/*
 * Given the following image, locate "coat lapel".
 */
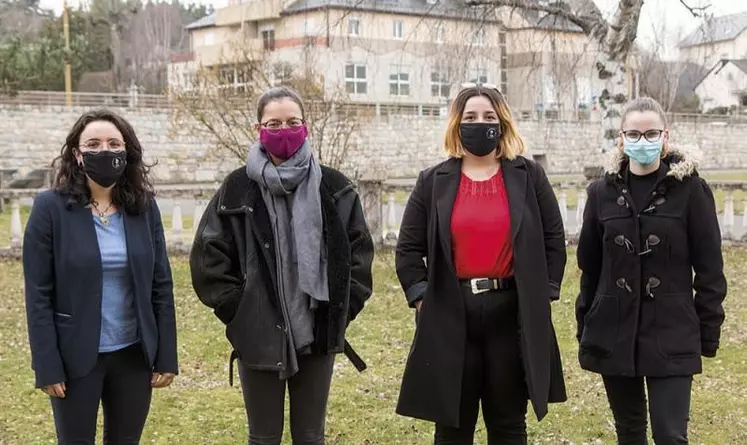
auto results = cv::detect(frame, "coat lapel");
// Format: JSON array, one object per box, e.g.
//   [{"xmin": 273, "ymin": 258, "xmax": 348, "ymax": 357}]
[
  {"xmin": 502, "ymin": 157, "xmax": 527, "ymax": 241},
  {"xmin": 123, "ymin": 210, "xmax": 150, "ymax": 299},
  {"xmin": 434, "ymin": 158, "xmax": 461, "ymax": 265}
]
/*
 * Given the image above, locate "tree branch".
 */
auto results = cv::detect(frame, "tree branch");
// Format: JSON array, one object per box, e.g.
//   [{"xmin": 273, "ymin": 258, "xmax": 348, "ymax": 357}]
[
  {"xmin": 679, "ymin": 0, "xmax": 711, "ymax": 17},
  {"xmin": 464, "ymin": 0, "xmax": 608, "ymax": 42}
]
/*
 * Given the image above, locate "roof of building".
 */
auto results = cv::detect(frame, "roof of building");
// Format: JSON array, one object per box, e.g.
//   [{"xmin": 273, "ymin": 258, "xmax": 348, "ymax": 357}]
[
  {"xmin": 185, "ymin": 13, "xmax": 215, "ymax": 30},
  {"xmin": 680, "ymin": 11, "xmax": 747, "ymax": 48},
  {"xmin": 694, "ymin": 59, "xmax": 747, "ymax": 89},
  {"xmin": 185, "ymin": 0, "xmax": 584, "ymax": 33},
  {"xmin": 283, "ymin": 0, "xmax": 582, "ymax": 32}
]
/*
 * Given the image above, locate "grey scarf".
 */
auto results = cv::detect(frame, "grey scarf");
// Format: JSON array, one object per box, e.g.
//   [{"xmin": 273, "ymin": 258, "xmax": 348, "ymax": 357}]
[{"xmin": 245, "ymin": 141, "xmax": 330, "ymax": 306}]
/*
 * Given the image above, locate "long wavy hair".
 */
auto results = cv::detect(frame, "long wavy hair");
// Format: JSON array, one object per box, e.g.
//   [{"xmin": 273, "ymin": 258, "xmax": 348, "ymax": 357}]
[{"xmin": 53, "ymin": 109, "xmax": 154, "ymax": 214}]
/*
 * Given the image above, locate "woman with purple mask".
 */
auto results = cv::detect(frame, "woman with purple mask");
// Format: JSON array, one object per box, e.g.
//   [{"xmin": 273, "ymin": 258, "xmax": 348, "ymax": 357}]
[{"xmin": 190, "ymin": 86, "xmax": 374, "ymax": 445}]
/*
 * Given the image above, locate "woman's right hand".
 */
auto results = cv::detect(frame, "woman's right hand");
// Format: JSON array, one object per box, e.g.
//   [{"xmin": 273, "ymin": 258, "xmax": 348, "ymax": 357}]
[
  {"xmin": 415, "ymin": 300, "xmax": 423, "ymax": 311},
  {"xmin": 42, "ymin": 382, "xmax": 66, "ymax": 398}
]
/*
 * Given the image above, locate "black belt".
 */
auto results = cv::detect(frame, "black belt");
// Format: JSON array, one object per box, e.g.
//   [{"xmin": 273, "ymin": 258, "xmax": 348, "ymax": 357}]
[
  {"xmin": 228, "ymin": 339, "xmax": 367, "ymax": 386},
  {"xmin": 460, "ymin": 277, "xmax": 516, "ymax": 294}
]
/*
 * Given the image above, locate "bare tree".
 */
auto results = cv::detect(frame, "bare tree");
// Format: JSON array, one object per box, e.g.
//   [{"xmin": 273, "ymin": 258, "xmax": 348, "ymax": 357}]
[
  {"xmin": 465, "ymin": 0, "xmax": 710, "ymax": 153},
  {"xmin": 170, "ymin": 41, "xmax": 359, "ymax": 170}
]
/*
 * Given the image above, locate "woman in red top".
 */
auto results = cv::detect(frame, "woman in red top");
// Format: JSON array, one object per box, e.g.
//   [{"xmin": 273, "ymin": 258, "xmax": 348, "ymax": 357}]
[{"xmin": 395, "ymin": 84, "xmax": 567, "ymax": 444}]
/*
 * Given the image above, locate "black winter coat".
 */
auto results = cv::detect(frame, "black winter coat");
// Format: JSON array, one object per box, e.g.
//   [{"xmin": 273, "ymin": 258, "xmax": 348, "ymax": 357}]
[
  {"xmin": 395, "ymin": 157, "xmax": 567, "ymax": 427},
  {"xmin": 190, "ymin": 166, "xmax": 374, "ymax": 374},
  {"xmin": 576, "ymin": 149, "xmax": 727, "ymax": 377}
]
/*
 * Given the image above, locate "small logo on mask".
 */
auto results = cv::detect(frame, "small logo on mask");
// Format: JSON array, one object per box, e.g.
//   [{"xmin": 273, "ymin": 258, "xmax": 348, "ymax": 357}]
[
  {"xmin": 112, "ymin": 158, "xmax": 122, "ymax": 170},
  {"xmin": 486, "ymin": 128, "xmax": 497, "ymax": 140}
]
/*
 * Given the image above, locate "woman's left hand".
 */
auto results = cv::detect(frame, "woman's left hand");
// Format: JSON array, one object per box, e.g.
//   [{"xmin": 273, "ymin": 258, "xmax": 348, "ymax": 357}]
[{"xmin": 151, "ymin": 372, "xmax": 176, "ymax": 388}]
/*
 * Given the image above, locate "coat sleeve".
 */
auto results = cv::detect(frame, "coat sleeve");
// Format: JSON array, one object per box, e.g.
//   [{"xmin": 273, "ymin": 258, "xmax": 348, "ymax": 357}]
[
  {"xmin": 23, "ymin": 193, "xmax": 66, "ymax": 388},
  {"xmin": 395, "ymin": 171, "xmax": 429, "ymax": 308},
  {"xmin": 189, "ymin": 188, "xmax": 244, "ymax": 325},
  {"xmin": 150, "ymin": 200, "xmax": 179, "ymax": 374},
  {"xmin": 575, "ymin": 182, "xmax": 603, "ymax": 342},
  {"xmin": 531, "ymin": 162, "xmax": 567, "ymax": 301},
  {"xmin": 345, "ymin": 191, "xmax": 374, "ymax": 323},
  {"xmin": 687, "ymin": 179, "xmax": 727, "ymax": 357}
]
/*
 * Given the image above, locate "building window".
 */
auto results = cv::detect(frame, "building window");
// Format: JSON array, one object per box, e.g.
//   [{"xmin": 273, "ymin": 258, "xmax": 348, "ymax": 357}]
[
  {"xmin": 469, "ymin": 69, "xmax": 488, "ymax": 84},
  {"xmin": 499, "ymin": 31, "xmax": 508, "ymax": 95},
  {"xmin": 740, "ymin": 94, "xmax": 747, "ymax": 107},
  {"xmin": 261, "ymin": 29, "xmax": 275, "ymax": 51},
  {"xmin": 474, "ymin": 28, "xmax": 487, "ymax": 46},
  {"xmin": 430, "ymin": 71, "xmax": 450, "ymax": 98},
  {"xmin": 389, "ymin": 65, "xmax": 410, "ymax": 96},
  {"xmin": 348, "ymin": 17, "xmax": 361, "ymax": 36},
  {"xmin": 433, "ymin": 24, "xmax": 444, "ymax": 43},
  {"xmin": 303, "ymin": 18, "xmax": 316, "ymax": 36},
  {"xmin": 345, "ymin": 64, "xmax": 367, "ymax": 94},
  {"xmin": 203, "ymin": 31, "xmax": 214, "ymax": 46},
  {"xmin": 393, "ymin": 20, "xmax": 404, "ymax": 39}
]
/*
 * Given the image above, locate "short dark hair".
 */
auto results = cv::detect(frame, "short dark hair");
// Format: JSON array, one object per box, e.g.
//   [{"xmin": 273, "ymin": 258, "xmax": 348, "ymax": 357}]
[
  {"xmin": 256, "ymin": 86, "xmax": 305, "ymax": 122},
  {"xmin": 52, "ymin": 108, "xmax": 154, "ymax": 214}
]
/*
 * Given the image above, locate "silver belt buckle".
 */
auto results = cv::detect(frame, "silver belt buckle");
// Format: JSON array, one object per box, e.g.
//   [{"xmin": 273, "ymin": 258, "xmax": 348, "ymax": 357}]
[{"xmin": 470, "ymin": 278, "xmax": 494, "ymax": 295}]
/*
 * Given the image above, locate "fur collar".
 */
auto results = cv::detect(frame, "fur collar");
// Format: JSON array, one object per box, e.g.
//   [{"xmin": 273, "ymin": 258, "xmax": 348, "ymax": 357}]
[{"xmin": 604, "ymin": 145, "xmax": 702, "ymax": 181}]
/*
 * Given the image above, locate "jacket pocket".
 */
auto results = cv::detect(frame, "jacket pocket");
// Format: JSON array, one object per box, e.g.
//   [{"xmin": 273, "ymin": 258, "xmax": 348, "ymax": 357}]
[
  {"xmin": 655, "ymin": 293, "xmax": 700, "ymax": 358},
  {"xmin": 54, "ymin": 312, "xmax": 72, "ymax": 319},
  {"xmin": 580, "ymin": 295, "xmax": 619, "ymax": 356}
]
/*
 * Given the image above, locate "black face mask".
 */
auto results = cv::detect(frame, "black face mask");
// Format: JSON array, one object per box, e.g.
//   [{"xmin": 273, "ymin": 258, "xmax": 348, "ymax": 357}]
[
  {"xmin": 81, "ymin": 151, "xmax": 127, "ymax": 188},
  {"xmin": 459, "ymin": 123, "xmax": 501, "ymax": 157}
]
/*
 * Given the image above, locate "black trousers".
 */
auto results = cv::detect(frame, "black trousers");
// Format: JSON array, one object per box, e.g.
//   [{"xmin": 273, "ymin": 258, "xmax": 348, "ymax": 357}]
[
  {"xmin": 434, "ymin": 287, "xmax": 528, "ymax": 445},
  {"xmin": 238, "ymin": 352, "xmax": 336, "ymax": 445},
  {"xmin": 603, "ymin": 375, "xmax": 693, "ymax": 445},
  {"xmin": 50, "ymin": 343, "xmax": 153, "ymax": 445}
]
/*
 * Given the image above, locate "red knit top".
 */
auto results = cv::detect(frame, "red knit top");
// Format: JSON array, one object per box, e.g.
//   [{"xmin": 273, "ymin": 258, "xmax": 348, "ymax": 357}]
[{"xmin": 450, "ymin": 170, "xmax": 514, "ymax": 279}]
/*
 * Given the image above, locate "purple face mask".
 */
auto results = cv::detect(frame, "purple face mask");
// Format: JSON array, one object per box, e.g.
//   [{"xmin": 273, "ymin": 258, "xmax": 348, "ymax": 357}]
[{"xmin": 259, "ymin": 126, "xmax": 308, "ymax": 160}]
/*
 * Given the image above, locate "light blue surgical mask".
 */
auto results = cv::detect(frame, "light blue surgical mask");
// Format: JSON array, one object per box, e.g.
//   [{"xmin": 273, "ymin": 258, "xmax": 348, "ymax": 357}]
[{"xmin": 623, "ymin": 140, "xmax": 663, "ymax": 167}]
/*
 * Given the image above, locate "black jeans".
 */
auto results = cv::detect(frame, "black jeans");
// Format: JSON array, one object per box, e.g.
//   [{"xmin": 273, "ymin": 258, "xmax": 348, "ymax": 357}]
[
  {"xmin": 434, "ymin": 287, "xmax": 528, "ymax": 445},
  {"xmin": 238, "ymin": 352, "xmax": 336, "ymax": 445},
  {"xmin": 603, "ymin": 375, "xmax": 693, "ymax": 445},
  {"xmin": 50, "ymin": 343, "xmax": 153, "ymax": 445}
]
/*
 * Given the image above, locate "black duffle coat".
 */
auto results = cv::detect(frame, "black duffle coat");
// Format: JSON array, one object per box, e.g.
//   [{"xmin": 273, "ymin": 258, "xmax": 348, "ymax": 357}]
[
  {"xmin": 395, "ymin": 156, "xmax": 568, "ymax": 428},
  {"xmin": 576, "ymin": 149, "xmax": 727, "ymax": 377}
]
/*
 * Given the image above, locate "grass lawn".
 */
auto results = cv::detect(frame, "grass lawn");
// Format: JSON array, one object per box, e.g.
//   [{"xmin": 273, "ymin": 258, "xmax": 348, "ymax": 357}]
[{"xmin": 1, "ymin": 249, "xmax": 746, "ymax": 444}]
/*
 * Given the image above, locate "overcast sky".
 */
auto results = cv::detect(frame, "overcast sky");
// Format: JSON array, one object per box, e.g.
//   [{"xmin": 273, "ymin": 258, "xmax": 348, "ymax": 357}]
[{"xmin": 38, "ymin": 0, "xmax": 746, "ymax": 59}]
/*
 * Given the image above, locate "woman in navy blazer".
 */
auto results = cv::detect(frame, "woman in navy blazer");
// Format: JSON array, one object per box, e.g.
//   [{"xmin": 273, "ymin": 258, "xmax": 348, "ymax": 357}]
[{"xmin": 23, "ymin": 109, "xmax": 178, "ymax": 444}]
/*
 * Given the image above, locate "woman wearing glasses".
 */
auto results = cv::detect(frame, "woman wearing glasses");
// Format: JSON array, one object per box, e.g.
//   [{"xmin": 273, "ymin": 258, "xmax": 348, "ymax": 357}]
[
  {"xmin": 395, "ymin": 83, "xmax": 567, "ymax": 444},
  {"xmin": 576, "ymin": 97, "xmax": 727, "ymax": 443},
  {"xmin": 23, "ymin": 109, "xmax": 178, "ymax": 444},
  {"xmin": 190, "ymin": 86, "xmax": 374, "ymax": 444}
]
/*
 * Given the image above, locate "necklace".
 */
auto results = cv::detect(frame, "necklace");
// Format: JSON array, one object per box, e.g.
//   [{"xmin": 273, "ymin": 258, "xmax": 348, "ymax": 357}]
[{"xmin": 91, "ymin": 200, "xmax": 114, "ymax": 226}]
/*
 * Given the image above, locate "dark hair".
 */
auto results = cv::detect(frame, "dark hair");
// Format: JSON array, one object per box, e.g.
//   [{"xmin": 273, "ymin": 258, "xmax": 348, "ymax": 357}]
[
  {"xmin": 256, "ymin": 86, "xmax": 305, "ymax": 122},
  {"xmin": 53, "ymin": 108, "xmax": 154, "ymax": 214}
]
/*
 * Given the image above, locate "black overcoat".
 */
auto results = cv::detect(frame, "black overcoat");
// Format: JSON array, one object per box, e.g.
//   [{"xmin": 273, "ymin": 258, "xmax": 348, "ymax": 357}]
[
  {"xmin": 190, "ymin": 166, "xmax": 374, "ymax": 374},
  {"xmin": 395, "ymin": 156, "xmax": 567, "ymax": 427},
  {"xmin": 576, "ymin": 149, "xmax": 727, "ymax": 377}
]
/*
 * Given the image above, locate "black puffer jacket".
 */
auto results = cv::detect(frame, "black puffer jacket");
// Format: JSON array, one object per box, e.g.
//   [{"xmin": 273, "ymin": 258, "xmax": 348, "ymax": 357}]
[
  {"xmin": 576, "ymin": 148, "xmax": 727, "ymax": 377},
  {"xmin": 190, "ymin": 166, "xmax": 374, "ymax": 375}
]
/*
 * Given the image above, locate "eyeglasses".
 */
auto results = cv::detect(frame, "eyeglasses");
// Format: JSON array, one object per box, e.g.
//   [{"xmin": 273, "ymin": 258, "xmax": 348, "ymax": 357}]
[
  {"xmin": 260, "ymin": 118, "xmax": 306, "ymax": 133},
  {"xmin": 79, "ymin": 138, "xmax": 126, "ymax": 151},
  {"xmin": 461, "ymin": 82, "xmax": 502, "ymax": 93},
  {"xmin": 622, "ymin": 129, "xmax": 664, "ymax": 143}
]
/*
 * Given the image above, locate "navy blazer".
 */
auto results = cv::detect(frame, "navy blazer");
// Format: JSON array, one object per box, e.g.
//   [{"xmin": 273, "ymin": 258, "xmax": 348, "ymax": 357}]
[{"xmin": 23, "ymin": 190, "xmax": 178, "ymax": 388}]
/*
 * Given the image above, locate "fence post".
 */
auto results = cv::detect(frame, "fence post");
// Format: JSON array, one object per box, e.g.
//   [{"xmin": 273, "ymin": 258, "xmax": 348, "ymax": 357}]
[
  {"xmin": 171, "ymin": 199, "xmax": 183, "ymax": 246},
  {"xmin": 357, "ymin": 174, "xmax": 384, "ymax": 245},
  {"xmin": 10, "ymin": 198, "xmax": 23, "ymax": 249}
]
